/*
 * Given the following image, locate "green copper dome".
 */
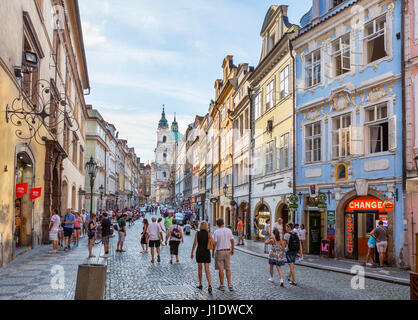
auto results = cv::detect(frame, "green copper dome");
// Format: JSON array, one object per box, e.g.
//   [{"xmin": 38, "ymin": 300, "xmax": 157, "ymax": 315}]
[{"xmin": 158, "ymin": 107, "xmax": 169, "ymax": 129}]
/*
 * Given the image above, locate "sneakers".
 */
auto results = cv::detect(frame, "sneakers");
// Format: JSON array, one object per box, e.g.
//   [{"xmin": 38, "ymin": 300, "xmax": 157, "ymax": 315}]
[
  {"xmin": 217, "ymin": 285, "xmax": 225, "ymax": 291},
  {"xmin": 48, "ymin": 250, "xmax": 58, "ymax": 254},
  {"xmin": 280, "ymin": 280, "xmax": 284, "ymax": 287},
  {"xmin": 366, "ymin": 263, "xmax": 373, "ymax": 267},
  {"xmin": 100, "ymin": 254, "xmax": 109, "ymax": 258},
  {"xmin": 268, "ymin": 278, "xmax": 274, "ymax": 282},
  {"xmin": 228, "ymin": 285, "xmax": 234, "ymax": 291}
]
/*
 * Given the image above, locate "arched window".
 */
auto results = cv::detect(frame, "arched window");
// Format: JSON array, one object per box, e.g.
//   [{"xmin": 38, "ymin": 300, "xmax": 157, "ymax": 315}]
[
  {"xmin": 336, "ymin": 163, "xmax": 348, "ymax": 181},
  {"xmin": 163, "ymin": 136, "xmax": 167, "ymax": 143},
  {"xmin": 163, "ymin": 172, "xmax": 167, "ymax": 178}
]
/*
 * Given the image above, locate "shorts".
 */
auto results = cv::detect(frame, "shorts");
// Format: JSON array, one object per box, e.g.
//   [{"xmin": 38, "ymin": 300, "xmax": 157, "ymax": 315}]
[
  {"xmin": 215, "ymin": 250, "xmax": 231, "ymax": 271},
  {"xmin": 63, "ymin": 228, "xmax": 73, "ymax": 238},
  {"xmin": 88, "ymin": 232, "xmax": 95, "ymax": 240},
  {"xmin": 74, "ymin": 227, "xmax": 81, "ymax": 231},
  {"xmin": 149, "ymin": 240, "xmax": 161, "ymax": 248},
  {"xmin": 238, "ymin": 231, "xmax": 244, "ymax": 237},
  {"xmin": 376, "ymin": 241, "xmax": 388, "ymax": 253},
  {"xmin": 49, "ymin": 231, "xmax": 58, "ymax": 241},
  {"xmin": 286, "ymin": 251, "xmax": 298, "ymax": 264},
  {"xmin": 118, "ymin": 231, "xmax": 125, "ymax": 242},
  {"xmin": 169, "ymin": 240, "xmax": 180, "ymax": 255},
  {"xmin": 102, "ymin": 235, "xmax": 110, "ymax": 245},
  {"xmin": 269, "ymin": 259, "xmax": 285, "ymax": 266},
  {"xmin": 368, "ymin": 242, "xmax": 376, "ymax": 249}
]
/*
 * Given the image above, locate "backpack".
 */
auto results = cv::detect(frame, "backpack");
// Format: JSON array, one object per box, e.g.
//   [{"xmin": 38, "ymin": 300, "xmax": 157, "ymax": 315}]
[
  {"xmin": 171, "ymin": 225, "xmax": 181, "ymax": 239},
  {"xmin": 288, "ymin": 232, "xmax": 300, "ymax": 252}
]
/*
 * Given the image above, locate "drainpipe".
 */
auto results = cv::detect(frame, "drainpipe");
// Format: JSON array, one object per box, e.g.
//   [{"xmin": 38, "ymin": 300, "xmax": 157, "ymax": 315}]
[
  {"xmin": 289, "ymin": 39, "xmax": 297, "ymax": 223},
  {"xmin": 247, "ymin": 86, "xmax": 253, "ymax": 240},
  {"xmin": 401, "ymin": 0, "xmax": 408, "ymax": 268}
]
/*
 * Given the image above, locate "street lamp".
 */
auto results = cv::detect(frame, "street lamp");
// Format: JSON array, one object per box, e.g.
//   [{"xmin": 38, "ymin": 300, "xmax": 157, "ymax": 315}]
[
  {"xmin": 85, "ymin": 157, "xmax": 98, "ymax": 215},
  {"xmin": 223, "ymin": 184, "xmax": 228, "ymax": 198},
  {"xmin": 115, "ymin": 191, "xmax": 119, "ymax": 210},
  {"xmin": 99, "ymin": 184, "xmax": 104, "ymax": 211}
]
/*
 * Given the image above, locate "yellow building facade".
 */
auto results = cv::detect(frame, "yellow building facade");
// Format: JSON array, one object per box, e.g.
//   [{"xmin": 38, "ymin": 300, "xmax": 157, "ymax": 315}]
[{"xmin": 249, "ymin": 5, "xmax": 299, "ymax": 235}]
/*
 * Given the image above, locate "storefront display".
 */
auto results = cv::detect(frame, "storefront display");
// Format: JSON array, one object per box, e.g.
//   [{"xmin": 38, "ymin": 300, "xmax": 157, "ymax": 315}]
[
  {"xmin": 257, "ymin": 204, "xmax": 271, "ymax": 239},
  {"xmin": 344, "ymin": 196, "xmax": 389, "ymax": 261}
]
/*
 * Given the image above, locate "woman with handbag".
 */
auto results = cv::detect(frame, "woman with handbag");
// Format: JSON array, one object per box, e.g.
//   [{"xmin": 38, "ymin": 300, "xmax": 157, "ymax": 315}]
[
  {"xmin": 140, "ymin": 218, "xmax": 149, "ymax": 253},
  {"xmin": 191, "ymin": 222, "xmax": 213, "ymax": 294}
]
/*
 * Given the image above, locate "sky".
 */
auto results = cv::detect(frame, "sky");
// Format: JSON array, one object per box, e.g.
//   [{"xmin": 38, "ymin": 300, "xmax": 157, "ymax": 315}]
[{"xmin": 78, "ymin": 0, "xmax": 312, "ymax": 163}]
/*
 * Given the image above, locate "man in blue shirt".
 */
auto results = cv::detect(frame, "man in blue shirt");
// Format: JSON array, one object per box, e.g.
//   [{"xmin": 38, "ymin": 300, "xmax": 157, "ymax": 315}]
[{"xmin": 63, "ymin": 208, "xmax": 75, "ymax": 251}]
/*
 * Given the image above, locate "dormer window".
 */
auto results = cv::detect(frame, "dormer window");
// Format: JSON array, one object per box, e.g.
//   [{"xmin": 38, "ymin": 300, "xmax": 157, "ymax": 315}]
[
  {"xmin": 333, "ymin": 0, "xmax": 346, "ymax": 8},
  {"xmin": 269, "ymin": 33, "xmax": 275, "ymax": 51}
]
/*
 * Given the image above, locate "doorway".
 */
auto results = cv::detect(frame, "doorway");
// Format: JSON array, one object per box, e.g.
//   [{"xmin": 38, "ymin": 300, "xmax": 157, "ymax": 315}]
[{"xmin": 309, "ymin": 211, "xmax": 322, "ymax": 255}]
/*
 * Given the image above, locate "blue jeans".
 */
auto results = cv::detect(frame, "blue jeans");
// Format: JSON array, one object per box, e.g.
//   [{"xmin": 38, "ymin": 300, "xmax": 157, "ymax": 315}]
[{"xmin": 286, "ymin": 251, "xmax": 298, "ymax": 264}]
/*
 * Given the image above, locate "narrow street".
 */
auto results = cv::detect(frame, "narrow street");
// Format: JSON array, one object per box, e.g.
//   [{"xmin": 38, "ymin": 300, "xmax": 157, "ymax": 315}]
[{"xmin": 0, "ymin": 213, "xmax": 407, "ymax": 300}]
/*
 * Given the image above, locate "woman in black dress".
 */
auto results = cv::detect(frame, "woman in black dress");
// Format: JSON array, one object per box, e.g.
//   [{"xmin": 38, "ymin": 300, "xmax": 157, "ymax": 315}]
[
  {"xmin": 140, "ymin": 219, "xmax": 149, "ymax": 253},
  {"xmin": 191, "ymin": 221, "xmax": 213, "ymax": 294}
]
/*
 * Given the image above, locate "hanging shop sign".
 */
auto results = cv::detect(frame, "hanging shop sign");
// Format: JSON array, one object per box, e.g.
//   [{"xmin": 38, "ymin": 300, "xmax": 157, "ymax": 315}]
[
  {"xmin": 345, "ymin": 214, "xmax": 355, "ymax": 259},
  {"xmin": 309, "ymin": 184, "xmax": 318, "ymax": 198},
  {"xmin": 16, "ymin": 183, "xmax": 28, "ymax": 198},
  {"xmin": 383, "ymin": 201, "xmax": 394, "ymax": 212},
  {"xmin": 345, "ymin": 196, "xmax": 390, "ymax": 214},
  {"xmin": 289, "ymin": 194, "xmax": 298, "ymax": 204},
  {"xmin": 289, "ymin": 203, "xmax": 299, "ymax": 209},
  {"xmin": 30, "ymin": 188, "xmax": 42, "ymax": 200}
]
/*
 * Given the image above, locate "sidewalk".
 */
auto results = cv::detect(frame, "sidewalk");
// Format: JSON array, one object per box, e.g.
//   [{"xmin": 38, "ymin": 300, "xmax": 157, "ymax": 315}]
[
  {"xmin": 0, "ymin": 234, "xmax": 112, "ymax": 300},
  {"xmin": 233, "ymin": 236, "xmax": 411, "ymax": 286}
]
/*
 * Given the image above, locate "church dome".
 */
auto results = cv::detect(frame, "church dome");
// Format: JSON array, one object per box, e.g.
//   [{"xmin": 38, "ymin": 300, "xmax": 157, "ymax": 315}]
[{"xmin": 158, "ymin": 107, "xmax": 169, "ymax": 129}]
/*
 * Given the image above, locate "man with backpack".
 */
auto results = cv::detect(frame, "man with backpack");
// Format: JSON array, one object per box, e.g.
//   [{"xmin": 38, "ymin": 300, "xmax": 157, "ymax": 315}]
[
  {"xmin": 116, "ymin": 213, "xmax": 128, "ymax": 253},
  {"xmin": 284, "ymin": 223, "xmax": 302, "ymax": 286}
]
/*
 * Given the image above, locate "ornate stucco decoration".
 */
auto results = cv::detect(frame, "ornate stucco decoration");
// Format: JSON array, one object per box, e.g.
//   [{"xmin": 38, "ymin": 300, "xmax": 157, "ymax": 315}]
[
  {"xmin": 306, "ymin": 108, "xmax": 321, "ymax": 121},
  {"xmin": 388, "ymin": 83, "xmax": 396, "ymax": 104},
  {"xmin": 366, "ymin": 86, "xmax": 387, "ymax": 103},
  {"xmin": 331, "ymin": 92, "xmax": 351, "ymax": 112},
  {"xmin": 352, "ymin": 92, "xmax": 366, "ymax": 114},
  {"xmin": 388, "ymin": 2, "xmax": 394, "ymax": 20}
]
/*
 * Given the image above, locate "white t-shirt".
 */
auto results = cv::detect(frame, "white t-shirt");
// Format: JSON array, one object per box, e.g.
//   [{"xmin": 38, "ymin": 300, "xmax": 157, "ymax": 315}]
[
  {"xmin": 147, "ymin": 222, "xmax": 162, "ymax": 241},
  {"xmin": 213, "ymin": 227, "xmax": 233, "ymax": 250},
  {"xmin": 299, "ymin": 229, "xmax": 307, "ymax": 241},
  {"xmin": 50, "ymin": 214, "xmax": 61, "ymax": 232}
]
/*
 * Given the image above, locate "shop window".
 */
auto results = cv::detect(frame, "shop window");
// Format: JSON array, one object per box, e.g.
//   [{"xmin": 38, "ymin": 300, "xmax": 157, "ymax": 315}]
[
  {"xmin": 332, "ymin": 113, "xmax": 351, "ymax": 159},
  {"xmin": 363, "ymin": 15, "xmax": 387, "ymax": 64},
  {"xmin": 305, "ymin": 122, "xmax": 322, "ymax": 163},
  {"xmin": 332, "ymin": 34, "xmax": 350, "ymax": 77},
  {"xmin": 305, "ymin": 49, "xmax": 321, "ymax": 88},
  {"xmin": 336, "ymin": 163, "xmax": 348, "ymax": 181}
]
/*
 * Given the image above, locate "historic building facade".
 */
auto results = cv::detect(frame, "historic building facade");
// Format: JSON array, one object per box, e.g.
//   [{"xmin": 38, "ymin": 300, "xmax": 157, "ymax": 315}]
[
  {"xmin": 294, "ymin": 0, "xmax": 405, "ymax": 266},
  {"xmin": 249, "ymin": 5, "xmax": 298, "ymax": 240},
  {"xmin": 0, "ymin": 0, "xmax": 89, "ymax": 265}
]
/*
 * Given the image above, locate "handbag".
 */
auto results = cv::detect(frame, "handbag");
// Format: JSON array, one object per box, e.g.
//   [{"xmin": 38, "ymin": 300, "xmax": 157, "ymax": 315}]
[{"xmin": 207, "ymin": 233, "xmax": 214, "ymax": 251}]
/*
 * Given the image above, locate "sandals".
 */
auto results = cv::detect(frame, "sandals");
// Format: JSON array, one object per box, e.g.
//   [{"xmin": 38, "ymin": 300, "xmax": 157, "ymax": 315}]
[
  {"xmin": 196, "ymin": 285, "xmax": 203, "ymax": 290},
  {"xmin": 208, "ymin": 286, "xmax": 212, "ymax": 295}
]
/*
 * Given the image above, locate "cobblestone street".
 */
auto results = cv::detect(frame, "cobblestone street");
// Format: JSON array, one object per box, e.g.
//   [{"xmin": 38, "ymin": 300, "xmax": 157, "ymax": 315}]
[
  {"xmin": 105, "ymin": 214, "xmax": 410, "ymax": 300},
  {"xmin": 0, "ymin": 213, "xmax": 410, "ymax": 300}
]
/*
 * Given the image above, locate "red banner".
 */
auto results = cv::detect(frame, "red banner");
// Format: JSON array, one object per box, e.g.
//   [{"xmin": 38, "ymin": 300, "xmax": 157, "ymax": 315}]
[
  {"xmin": 16, "ymin": 183, "xmax": 28, "ymax": 198},
  {"xmin": 30, "ymin": 188, "xmax": 42, "ymax": 200}
]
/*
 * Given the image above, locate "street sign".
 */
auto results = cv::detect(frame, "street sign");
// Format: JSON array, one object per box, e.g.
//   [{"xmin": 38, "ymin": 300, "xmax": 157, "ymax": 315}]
[
  {"xmin": 289, "ymin": 195, "xmax": 298, "ymax": 204},
  {"xmin": 327, "ymin": 210, "xmax": 336, "ymax": 225},
  {"xmin": 289, "ymin": 203, "xmax": 299, "ymax": 209},
  {"xmin": 318, "ymin": 203, "xmax": 327, "ymax": 209}
]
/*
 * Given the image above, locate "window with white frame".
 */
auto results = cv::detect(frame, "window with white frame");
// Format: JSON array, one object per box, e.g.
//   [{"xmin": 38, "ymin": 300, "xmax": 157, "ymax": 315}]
[
  {"xmin": 255, "ymin": 92, "xmax": 262, "ymax": 119},
  {"xmin": 365, "ymin": 103, "xmax": 390, "ymax": 154},
  {"xmin": 279, "ymin": 133, "xmax": 290, "ymax": 170},
  {"xmin": 332, "ymin": 113, "xmax": 351, "ymax": 159},
  {"xmin": 265, "ymin": 140, "xmax": 275, "ymax": 174},
  {"xmin": 266, "ymin": 80, "xmax": 275, "ymax": 111},
  {"xmin": 305, "ymin": 122, "xmax": 321, "ymax": 163},
  {"xmin": 332, "ymin": 34, "xmax": 350, "ymax": 77},
  {"xmin": 305, "ymin": 49, "xmax": 321, "ymax": 88},
  {"xmin": 279, "ymin": 66, "xmax": 290, "ymax": 99},
  {"xmin": 363, "ymin": 15, "xmax": 387, "ymax": 64}
]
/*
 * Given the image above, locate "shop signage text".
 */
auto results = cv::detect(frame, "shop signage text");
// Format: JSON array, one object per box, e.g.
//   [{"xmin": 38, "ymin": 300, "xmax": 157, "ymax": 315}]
[
  {"xmin": 16, "ymin": 183, "xmax": 28, "ymax": 198},
  {"xmin": 30, "ymin": 188, "xmax": 42, "ymax": 200},
  {"xmin": 345, "ymin": 214, "xmax": 355, "ymax": 259},
  {"xmin": 345, "ymin": 196, "xmax": 392, "ymax": 214}
]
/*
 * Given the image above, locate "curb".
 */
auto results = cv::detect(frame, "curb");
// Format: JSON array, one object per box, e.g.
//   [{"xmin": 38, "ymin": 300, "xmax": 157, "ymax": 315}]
[{"xmin": 234, "ymin": 246, "xmax": 410, "ymax": 287}]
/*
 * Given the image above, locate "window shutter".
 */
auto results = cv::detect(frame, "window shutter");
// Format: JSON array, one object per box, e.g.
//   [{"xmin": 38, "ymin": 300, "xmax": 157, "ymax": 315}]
[
  {"xmin": 384, "ymin": 20, "xmax": 388, "ymax": 55},
  {"xmin": 389, "ymin": 115, "xmax": 397, "ymax": 151},
  {"xmin": 349, "ymin": 125, "xmax": 364, "ymax": 155}
]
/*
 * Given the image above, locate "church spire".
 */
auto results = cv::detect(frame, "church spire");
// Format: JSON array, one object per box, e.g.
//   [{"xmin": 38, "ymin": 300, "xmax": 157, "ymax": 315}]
[{"xmin": 158, "ymin": 105, "xmax": 169, "ymax": 129}]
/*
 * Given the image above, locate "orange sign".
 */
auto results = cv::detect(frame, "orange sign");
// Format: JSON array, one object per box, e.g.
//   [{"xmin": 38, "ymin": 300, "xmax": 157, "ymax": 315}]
[
  {"xmin": 383, "ymin": 201, "xmax": 394, "ymax": 212},
  {"xmin": 345, "ymin": 196, "xmax": 389, "ymax": 214}
]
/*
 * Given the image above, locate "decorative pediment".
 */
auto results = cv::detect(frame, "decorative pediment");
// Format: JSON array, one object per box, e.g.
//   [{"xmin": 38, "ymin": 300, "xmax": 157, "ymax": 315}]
[
  {"xmin": 330, "ymin": 92, "xmax": 351, "ymax": 112},
  {"xmin": 306, "ymin": 108, "xmax": 321, "ymax": 121},
  {"xmin": 366, "ymin": 87, "xmax": 387, "ymax": 103}
]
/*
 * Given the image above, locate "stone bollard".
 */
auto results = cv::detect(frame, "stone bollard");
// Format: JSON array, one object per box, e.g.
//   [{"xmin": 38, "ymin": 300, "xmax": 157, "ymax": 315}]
[{"xmin": 74, "ymin": 264, "xmax": 107, "ymax": 300}]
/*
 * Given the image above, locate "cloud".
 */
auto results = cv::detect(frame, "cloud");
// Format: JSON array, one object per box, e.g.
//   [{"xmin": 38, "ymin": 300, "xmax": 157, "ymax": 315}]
[{"xmin": 81, "ymin": 21, "xmax": 106, "ymax": 47}]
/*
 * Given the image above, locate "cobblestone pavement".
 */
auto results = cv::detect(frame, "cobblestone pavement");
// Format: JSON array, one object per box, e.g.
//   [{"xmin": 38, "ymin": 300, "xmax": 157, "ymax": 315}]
[
  {"xmin": 106, "ymin": 214, "xmax": 410, "ymax": 300},
  {"xmin": 0, "ymin": 233, "xmax": 108, "ymax": 300}
]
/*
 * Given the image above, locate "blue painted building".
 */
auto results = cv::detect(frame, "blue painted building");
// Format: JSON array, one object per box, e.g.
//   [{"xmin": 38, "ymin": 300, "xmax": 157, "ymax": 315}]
[{"xmin": 294, "ymin": 0, "xmax": 406, "ymax": 266}]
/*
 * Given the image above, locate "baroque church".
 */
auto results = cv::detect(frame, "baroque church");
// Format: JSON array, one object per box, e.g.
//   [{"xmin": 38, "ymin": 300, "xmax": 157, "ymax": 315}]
[{"xmin": 150, "ymin": 108, "xmax": 181, "ymax": 204}]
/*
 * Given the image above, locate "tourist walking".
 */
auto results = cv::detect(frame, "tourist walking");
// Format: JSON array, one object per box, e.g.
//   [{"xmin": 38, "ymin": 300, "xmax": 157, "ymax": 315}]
[
  {"xmin": 265, "ymin": 229, "xmax": 286, "ymax": 286},
  {"xmin": 63, "ymin": 209, "xmax": 75, "ymax": 251},
  {"xmin": 58, "ymin": 214, "xmax": 64, "ymax": 247},
  {"xmin": 212, "ymin": 218, "xmax": 234, "ymax": 291},
  {"xmin": 49, "ymin": 209, "xmax": 61, "ymax": 254},
  {"xmin": 99, "ymin": 212, "xmax": 112, "ymax": 258},
  {"xmin": 116, "ymin": 214, "xmax": 128, "ymax": 253},
  {"xmin": 73, "ymin": 212, "xmax": 82, "ymax": 247},
  {"xmin": 148, "ymin": 216, "xmax": 164, "ymax": 263},
  {"xmin": 370, "ymin": 221, "xmax": 388, "ymax": 268},
  {"xmin": 166, "ymin": 219, "xmax": 184, "ymax": 264},
  {"xmin": 141, "ymin": 218, "xmax": 149, "ymax": 253},
  {"xmin": 253, "ymin": 215, "xmax": 259, "ymax": 240},
  {"xmin": 273, "ymin": 218, "xmax": 284, "ymax": 238},
  {"xmin": 236, "ymin": 217, "xmax": 245, "ymax": 246},
  {"xmin": 191, "ymin": 222, "xmax": 213, "ymax": 294},
  {"xmin": 299, "ymin": 224, "xmax": 307, "ymax": 254},
  {"xmin": 284, "ymin": 223, "xmax": 302, "ymax": 286},
  {"xmin": 87, "ymin": 214, "xmax": 97, "ymax": 258}
]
